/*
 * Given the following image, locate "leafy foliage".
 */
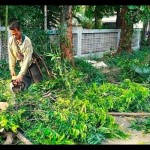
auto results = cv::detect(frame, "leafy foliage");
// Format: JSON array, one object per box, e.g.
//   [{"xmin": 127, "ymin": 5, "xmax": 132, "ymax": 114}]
[
  {"xmin": 0, "ymin": 5, "xmax": 150, "ymax": 144},
  {"xmin": 0, "ymin": 56, "xmax": 125, "ymax": 145},
  {"xmin": 101, "ymin": 47, "xmax": 150, "ymax": 83},
  {"xmin": 1, "ymin": 50, "xmax": 150, "ymax": 144},
  {"xmin": 75, "ymin": 58, "xmax": 106, "ymax": 84},
  {"xmin": 0, "ymin": 77, "xmax": 130, "ymax": 144},
  {"xmin": 72, "ymin": 5, "xmax": 115, "ymax": 29},
  {"xmin": 130, "ymin": 117, "xmax": 150, "ymax": 134},
  {"xmin": 126, "ymin": 5, "xmax": 150, "ymax": 24},
  {"xmin": 131, "ymin": 65, "xmax": 150, "ymax": 83}
]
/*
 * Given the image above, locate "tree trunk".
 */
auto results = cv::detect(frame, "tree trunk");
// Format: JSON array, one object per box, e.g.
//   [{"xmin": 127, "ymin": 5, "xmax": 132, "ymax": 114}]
[
  {"xmin": 117, "ymin": 5, "xmax": 133, "ymax": 54},
  {"xmin": 44, "ymin": 5, "xmax": 47, "ymax": 31},
  {"xmin": 116, "ymin": 7, "xmax": 121, "ymax": 29},
  {"xmin": 140, "ymin": 21, "xmax": 148, "ymax": 46},
  {"xmin": 94, "ymin": 6, "xmax": 98, "ymax": 29},
  {"xmin": 4, "ymin": 5, "xmax": 8, "ymax": 60},
  {"xmin": 60, "ymin": 5, "xmax": 75, "ymax": 67},
  {"xmin": 147, "ymin": 20, "xmax": 150, "ymax": 46}
]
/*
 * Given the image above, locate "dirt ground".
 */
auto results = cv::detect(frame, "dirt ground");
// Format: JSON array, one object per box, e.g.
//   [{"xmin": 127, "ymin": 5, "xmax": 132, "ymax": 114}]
[{"xmin": 102, "ymin": 116, "xmax": 150, "ymax": 145}]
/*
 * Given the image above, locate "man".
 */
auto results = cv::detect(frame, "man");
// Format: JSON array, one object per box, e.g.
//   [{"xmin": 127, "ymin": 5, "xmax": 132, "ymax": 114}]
[{"xmin": 8, "ymin": 20, "xmax": 33, "ymax": 91}]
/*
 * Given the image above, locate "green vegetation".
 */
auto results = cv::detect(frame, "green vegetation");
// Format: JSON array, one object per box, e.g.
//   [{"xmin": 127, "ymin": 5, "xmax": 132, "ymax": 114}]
[
  {"xmin": 130, "ymin": 117, "xmax": 150, "ymax": 134},
  {"xmin": 0, "ymin": 4, "xmax": 150, "ymax": 145},
  {"xmin": 100, "ymin": 47, "xmax": 150, "ymax": 83},
  {"xmin": 0, "ymin": 47, "xmax": 150, "ymax": 144}
]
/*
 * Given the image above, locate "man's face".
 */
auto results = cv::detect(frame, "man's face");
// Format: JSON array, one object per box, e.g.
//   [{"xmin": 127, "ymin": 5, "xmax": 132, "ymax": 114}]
[{"xmin": 10, "ymin": 28, "xmax": 21, "ymax": 40}]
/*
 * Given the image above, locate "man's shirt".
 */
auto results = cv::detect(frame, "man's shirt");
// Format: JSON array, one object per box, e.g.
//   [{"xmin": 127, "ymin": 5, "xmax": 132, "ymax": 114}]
[{"xmin": 8, "ymin": 35, "xmax": 33, "ymax": 77}]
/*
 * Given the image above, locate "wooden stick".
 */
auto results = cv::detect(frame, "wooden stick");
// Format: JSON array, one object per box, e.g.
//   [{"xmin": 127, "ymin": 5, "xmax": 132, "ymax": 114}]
[
  {"xmin": 16, "ymin": 132, "xmax": 33, "ymax": 145},
  {"xmin": 39, "ymin": 56, "xmax": 53, "ymax": 78},
  {"xmin": 34, "ymin": 58, "xmax": 43, "ymax": 76},
  {"xmin": 35, "ymin": 53, "xmax": 53, "ymax": 78},
  {"xmin": 108, "ymin": 112, "xmax": 150, "ymax": 116},
  {"xmin": 3, "ymin": 132, "xmax": 14, "ymax": 145}
]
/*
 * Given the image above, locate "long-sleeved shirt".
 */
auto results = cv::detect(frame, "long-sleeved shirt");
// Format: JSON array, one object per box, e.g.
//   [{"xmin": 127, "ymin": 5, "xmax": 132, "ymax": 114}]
[{"xmin": 8, "ymin": 34, "xmax": 33, "ymax": 77}]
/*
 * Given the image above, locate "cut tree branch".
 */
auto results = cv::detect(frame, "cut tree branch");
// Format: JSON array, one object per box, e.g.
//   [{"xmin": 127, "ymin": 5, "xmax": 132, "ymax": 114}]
[
  {"xmin": 3, "ymin": 132, "xmax": 14, "ymax": 145},
  {"xmin": 16, "ymin": 132, "xmax": 33, "ymax": 145},
  {"xmin": 108, "ymin": 112, "xmax": 150, "ymax": 116}
]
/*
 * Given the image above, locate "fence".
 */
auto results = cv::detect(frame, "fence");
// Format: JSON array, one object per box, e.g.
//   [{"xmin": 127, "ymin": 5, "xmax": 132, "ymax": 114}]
[
  {"xmin": 49, "ymin": 27, "xmax": 141, "ymax": 58},
  {"xmin": 72, "ymin": 28, "xmax": 121, "ymax": 57},
  {"xmin": 0, "ymin": 26, "xmax": 10, "ymax": 61},
  {"xmin": 0, "ymin": 27, "xmax": 141, "ymax": 60}
]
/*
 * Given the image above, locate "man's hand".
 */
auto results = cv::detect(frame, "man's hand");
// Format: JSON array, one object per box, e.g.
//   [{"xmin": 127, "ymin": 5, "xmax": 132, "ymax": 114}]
[
  {"xmin": 11, "ymin": 70, "xmax": 16, "ymax": 76},
  {"xmin": 12, "ymin": 75, "xmax": 17, "ymax": 80},
  {"xmin": 15, "ymin": 75, "xmax": 23, "ymax": 82}
]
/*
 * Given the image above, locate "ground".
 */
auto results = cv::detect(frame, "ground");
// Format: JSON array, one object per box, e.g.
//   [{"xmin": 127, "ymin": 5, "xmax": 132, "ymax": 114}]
[{"xmin": 102, "ymin": 116, "xmax": 150, "ymax": 145}]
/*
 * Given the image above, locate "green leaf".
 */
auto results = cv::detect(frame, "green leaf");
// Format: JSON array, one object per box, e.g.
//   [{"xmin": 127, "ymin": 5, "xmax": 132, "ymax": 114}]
[
  {"xmin": 127, "ymin": 5, "xmax": 139, "ymax": 10},
  {"xmin": 11, "ymin": 124, "xmax": 19, "ymax": 133}
]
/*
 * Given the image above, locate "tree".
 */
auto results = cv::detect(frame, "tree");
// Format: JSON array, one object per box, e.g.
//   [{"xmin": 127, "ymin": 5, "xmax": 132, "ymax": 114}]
[
  {"xmin": 72, "ymin": 5, "xmax": 115, "ymax": 29},
  {"xmin": 39, "ymin": 5, "xmax": 61, "ymax": 29},
  {"xmin": 115, "ymin": 5, "xmax": 121, "ymax": 29},
  {"xmin": 147, "ymin": 20, "xmax": 150, "ymax": 46},
  {"xmin": 117, "ymin": 5, "xmax": 150, "ymax": 54},
  {"xmin": 60, "ymin": 5, "xmax": 75, "ymax": 67},
  {"xmin": 117, "ymin": 5, "xmax": 133, "ymax": 53},
  {"xmin": 140, "ymin": 20, "xmax": 148, "ymax": 46}
]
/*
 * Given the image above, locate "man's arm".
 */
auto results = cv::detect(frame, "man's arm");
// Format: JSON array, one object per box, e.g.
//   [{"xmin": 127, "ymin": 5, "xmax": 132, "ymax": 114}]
[{"xmin": 8, "ymin": 38, "xmax": 16, "ymax": 76}]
